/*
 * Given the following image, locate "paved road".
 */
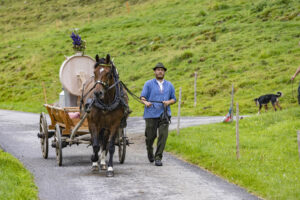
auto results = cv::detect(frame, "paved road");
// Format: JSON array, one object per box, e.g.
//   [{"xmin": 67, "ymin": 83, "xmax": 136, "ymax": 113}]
[{"xmin": 0, "ymin": 110, "xmax": 258, "ymax": 200}]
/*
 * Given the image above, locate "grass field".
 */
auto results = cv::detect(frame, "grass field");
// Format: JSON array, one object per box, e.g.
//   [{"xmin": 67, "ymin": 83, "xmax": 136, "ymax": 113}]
[
  {"xmin": 166, "ymin": 108, "xmax": 300, "ymax": 199},
  {"xmin": 0, "ymin": 149, "xmax": 38, "ymax": 200},
  {"xmin": 0, "ymin": 0, "xmax": 299, "ymax": 116}
]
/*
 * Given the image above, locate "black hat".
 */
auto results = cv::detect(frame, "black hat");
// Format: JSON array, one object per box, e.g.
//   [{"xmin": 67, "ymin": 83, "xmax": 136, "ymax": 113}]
[{"xmin": 153, "ymin": 62, "xmax": 167, "ymax": 71}]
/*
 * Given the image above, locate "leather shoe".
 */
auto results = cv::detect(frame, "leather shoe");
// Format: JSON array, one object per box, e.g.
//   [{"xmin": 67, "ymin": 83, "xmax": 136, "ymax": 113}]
[
  {"xmin": 155, "ymin": 159, "xmax": 163, "ymax": 166},
  {"xmin": 147, "ymin": 153, "xmax": 154, "ymax": 163}
]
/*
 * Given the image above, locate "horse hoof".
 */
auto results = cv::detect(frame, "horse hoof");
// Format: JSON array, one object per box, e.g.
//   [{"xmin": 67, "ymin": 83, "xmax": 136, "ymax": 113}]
[
  {"xmin": 92, "ymin": 166, "xmax": 99, "ymax": 172},
  {"xmin": 106, "ymin": 170, "xmax": 114, "ymax": 177},
  {"xmin": 92, "ymin": 162, "xmax": 99, "ymax": 172},
  {"xmin": 100, "ymin": 164, "xmax": 107, "ymax": 170},
  {"xmin": 106, "ymin": 166, "xmax": 114, "ymax": 177}
]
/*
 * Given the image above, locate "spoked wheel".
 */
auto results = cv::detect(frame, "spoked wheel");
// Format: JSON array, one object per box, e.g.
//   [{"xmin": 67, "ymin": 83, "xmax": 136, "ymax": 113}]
[
  {"xmin": 39, "ymin": 112, "xmax": 48, "ymax": 159},
  {"xmin": 118, "ymin": 128, "xmax": 126, "ymax": 164},
  {"xmin": 54, "ymin": 124, "xmax": 62, "ymax": 166}
]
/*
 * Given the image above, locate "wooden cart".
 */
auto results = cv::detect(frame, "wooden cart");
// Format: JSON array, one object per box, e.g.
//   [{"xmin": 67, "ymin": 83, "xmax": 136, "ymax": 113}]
[
  {"xmin": 38, "ymin": 104, "xmax": 128, "ymax": 166},
  {"xmin": 38, "ymin": 54, "xmax": 129, "ymax": 166}
]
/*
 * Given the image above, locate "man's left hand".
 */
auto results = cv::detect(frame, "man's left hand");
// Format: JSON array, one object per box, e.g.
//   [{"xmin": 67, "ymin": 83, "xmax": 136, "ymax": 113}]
[
  {"xmin": 162, "ymin": 101, "xmax": 169, "ymax": 107},
  {"xmin": 163, "ymin": 99, "xmax": 176, "ymax": 107}
]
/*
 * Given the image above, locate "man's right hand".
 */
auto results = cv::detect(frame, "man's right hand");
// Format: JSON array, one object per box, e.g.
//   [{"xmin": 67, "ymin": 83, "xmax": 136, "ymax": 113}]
[
  {"xmin": 141, "ymin": 97, "xmax": 152, "ymax": 107},
  {"xmin": 144, "ymin": 101, "xmax": 152, "ymax": 107}
]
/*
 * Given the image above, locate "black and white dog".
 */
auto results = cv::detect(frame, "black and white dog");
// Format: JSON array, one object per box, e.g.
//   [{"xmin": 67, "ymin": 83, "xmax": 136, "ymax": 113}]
[{"xmin": 254, "ymin": 92, "xmax": 282, "ymax": 114}]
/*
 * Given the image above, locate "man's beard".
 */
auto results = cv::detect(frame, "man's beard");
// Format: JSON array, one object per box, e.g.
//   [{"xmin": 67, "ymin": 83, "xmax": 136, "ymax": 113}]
[{"xmin": 156, "ymin": 74, "xmax": 164, "ymax": 80}]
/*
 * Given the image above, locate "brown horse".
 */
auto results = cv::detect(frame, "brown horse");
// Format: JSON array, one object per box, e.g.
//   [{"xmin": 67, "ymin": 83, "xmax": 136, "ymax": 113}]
[{"xmin": 81, "ymin": 54, "xmax": 129, "ymax": 177}]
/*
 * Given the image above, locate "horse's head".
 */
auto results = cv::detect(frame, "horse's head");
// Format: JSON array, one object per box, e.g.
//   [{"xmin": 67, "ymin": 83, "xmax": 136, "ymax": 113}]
[{"xmin": 94, "ymin": 54, "xmax": 114, "ymax": 100}]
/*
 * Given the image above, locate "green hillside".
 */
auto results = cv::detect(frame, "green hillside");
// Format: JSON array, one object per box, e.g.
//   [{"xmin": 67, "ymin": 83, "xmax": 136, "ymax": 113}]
[{"xmin": 0, "ymin": 0, "xmax": 299, "ymax": 116}]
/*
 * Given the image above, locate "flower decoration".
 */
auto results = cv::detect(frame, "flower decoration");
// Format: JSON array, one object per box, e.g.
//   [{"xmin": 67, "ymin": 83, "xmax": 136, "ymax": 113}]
[{"xmin": 70, "ymin": 30, "xmax": 86, "ymax": 53}]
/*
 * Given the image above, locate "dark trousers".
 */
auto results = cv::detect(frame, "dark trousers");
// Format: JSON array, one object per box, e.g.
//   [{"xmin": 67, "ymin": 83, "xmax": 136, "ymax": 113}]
[
  {"xmin": 145, "ymin": 118, "xmax": 169, "ymax": 160},
  {"xmin": 298, "ymin": 83, "xmax": 300, "ymax": 104}
]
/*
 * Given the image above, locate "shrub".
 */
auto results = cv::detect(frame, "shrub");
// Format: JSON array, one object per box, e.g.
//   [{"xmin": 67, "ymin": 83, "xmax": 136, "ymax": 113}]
[
  {"xmin": 276, "ymin": 0, "xmax": 292, "ymax": 5},
  {"xmin": 211, "ymin": 3, "xmax": 230, "ymax": 11},
  {"xmin": 251, "ymin": 1, "xmax": 268, "ymax": 13},
  {"xmin": 179, "ymin": 51, "xmax": 193, "ymax": 60},
  {"xmin": 197, "ymin": 10, "xmax": 207, "ymax": 17}
]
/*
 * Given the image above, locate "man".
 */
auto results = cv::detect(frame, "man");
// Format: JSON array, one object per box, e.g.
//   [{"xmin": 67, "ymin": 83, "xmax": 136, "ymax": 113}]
[
  {"xmin": 140, "ymin": 62, "xmax": 176, "ymax": 166},
  {"xmin": 291, "ymin": 65, "xmax": 300, "ymax": 104}
]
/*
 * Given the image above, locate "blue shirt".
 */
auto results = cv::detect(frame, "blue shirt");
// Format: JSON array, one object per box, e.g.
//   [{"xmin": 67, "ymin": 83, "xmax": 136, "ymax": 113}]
[{"xmin": 140, "ymin": 79, "xmax": 176, "ymax": 119}]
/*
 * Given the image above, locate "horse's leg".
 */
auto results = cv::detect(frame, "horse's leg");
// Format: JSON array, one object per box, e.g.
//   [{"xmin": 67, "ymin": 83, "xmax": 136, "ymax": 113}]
[
  {"xmin": 106, "ymin": 129, "xmax": 117, "ymax": 177},
  {"xmin": 99, "ymin": 129, "xmax": 107, "ymax": 170},
  {"xmin": 91, "ymin": 127, "xmax": 100, "ymax": 171},
  {"xmin": 100, "ymin": 147, "xmax": 107, "ymax": 170}
]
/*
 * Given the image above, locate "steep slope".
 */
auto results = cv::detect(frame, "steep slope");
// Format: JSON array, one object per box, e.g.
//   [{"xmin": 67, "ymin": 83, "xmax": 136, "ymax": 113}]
[{"xmin": 0, "ymin": 0, "xmax": 299, "ymax": 115}]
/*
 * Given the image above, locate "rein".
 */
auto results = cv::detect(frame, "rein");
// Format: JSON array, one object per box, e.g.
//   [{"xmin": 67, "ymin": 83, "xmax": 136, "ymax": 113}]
[
  {"xmin": 119, "ymin": 81, "xmax": 143, "ymax": 104},
  {"xmin": 292, "ymin": 80, "xmax": 295, "ymax": 99},
  {"xmin": 119, "ymin": 81, "xmax": 171, "ymax": 124},
  {"xmin": 120, "ymin": 81, "xmax": 163, "ymax": 105}
]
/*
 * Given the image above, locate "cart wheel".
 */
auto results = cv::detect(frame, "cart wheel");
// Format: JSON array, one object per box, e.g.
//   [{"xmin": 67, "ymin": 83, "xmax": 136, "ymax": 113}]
[
  {"xmin": 39, "ymin": 112, "xmax": 48, "ymax": 159},
  {"xmin": 118, "ymin": 128, "xmax": 126, "ymax": 164},
  {"xmin": 55, "ymin": 124, "xmax": 62, "ymax": 166}
]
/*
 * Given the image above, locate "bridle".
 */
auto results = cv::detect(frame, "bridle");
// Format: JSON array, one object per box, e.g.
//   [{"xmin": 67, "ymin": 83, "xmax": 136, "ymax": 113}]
[
  {"xmin": 81, "ymin": 79, "xmax": 110, "ymax": 101},
  {"xmin": 95, "ymin": 80, "xmax": 109, "ymax": 89},
  {"xmin": 95, "ymin": 63, "xmax": 113, "ymax": 88}
]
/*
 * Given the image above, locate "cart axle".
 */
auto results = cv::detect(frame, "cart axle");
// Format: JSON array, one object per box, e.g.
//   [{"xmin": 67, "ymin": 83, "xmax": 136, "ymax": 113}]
[
  {"xmin": 37, "ymin": 132, "xmax": 44, "ymax": 139},
  {"xmin": 51, "ymin": 140, "xmax": 68, "ymax": 148},
  {"xmin": 37, "ymin": 131, "xmax": 54, "ymax": 139}
]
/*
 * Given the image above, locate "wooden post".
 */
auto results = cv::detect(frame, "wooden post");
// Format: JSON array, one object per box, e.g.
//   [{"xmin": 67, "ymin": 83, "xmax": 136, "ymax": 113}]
[
  {"xmin": 126, "ymin": 1, "xmax": 130, "ymax": 13},
  {"xmin": 42, "ymin": 81, "xmax": 48, "ymax": 104},
  {"xmin": 236, "ymin": 102, "xmax": 240, "ymax": 160},
  {"xmin": 230, "ymin": 84, "xmax": 234, "ymax": 121},
  {"xmin": 194, "ymin": 72, "xmax": 197, "ymax": 107},
  {"xmin": 56, "ymin": 20, "xmax": 60, "ymax": 29},
  {"xmin": 298, "ymin": 131, "xmax": 300, "ymax": 160},
  {"xmin": 177, "ymin": 87, "xmax": 182, "ymax": 135}
]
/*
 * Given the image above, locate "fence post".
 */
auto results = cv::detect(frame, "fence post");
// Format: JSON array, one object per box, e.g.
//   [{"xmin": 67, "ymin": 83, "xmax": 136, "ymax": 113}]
[
  {"xmin": 177, "ymin": 87, "xmax": 182, "ymax": 135},
  {"xmin": 126, "ymin": 1, "xmax": 130, "ymax": 13},
  {"xmin": 194, "ymin": 72, "xmax": 197, "ymax": 107},
  {"xmin": 236, "ymin": 102, "xmax": 240, "ymax": 160},
  {"xmin": 42, "ymin": 81, "xmax": 48, "ymax": 104},
  {"xmin": 298, "ymin": 131, "xmax": 300, "ymax": 160},
  {"xmin": 230, "ymin": 84, "xmax": 234, "ymax": 121}
]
